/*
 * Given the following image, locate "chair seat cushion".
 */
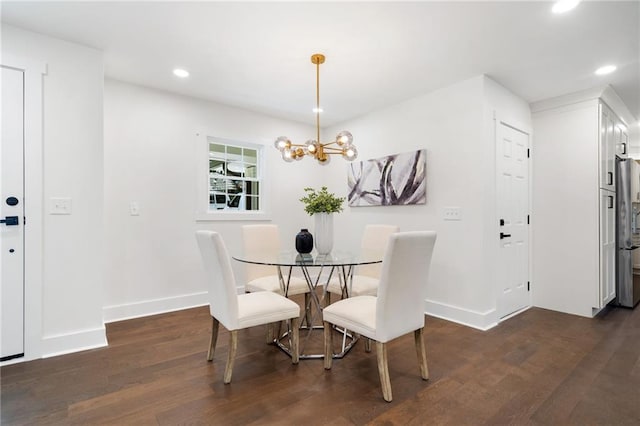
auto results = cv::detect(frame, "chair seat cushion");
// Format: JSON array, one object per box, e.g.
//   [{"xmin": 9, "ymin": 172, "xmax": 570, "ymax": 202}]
[
  {"xmin": 326, "ymin": 275, "xmax": 379, "ymax": 297},
  {"xmin": 245, "ymin": 275, "xmax": 310, "ymax": 296},
  {"xmin": 322, "ymin": 295, "xmax": 377, "ymax": 340},
  {"xmin": 236, "ymin": 291, "xmax": 300, "ymax": 330}
]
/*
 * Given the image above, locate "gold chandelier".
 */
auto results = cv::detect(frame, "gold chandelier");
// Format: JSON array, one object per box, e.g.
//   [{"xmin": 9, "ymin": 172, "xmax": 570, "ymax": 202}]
[{"xmin": 274, "ymin": 54, "xmax": 358, "ymax": 164}]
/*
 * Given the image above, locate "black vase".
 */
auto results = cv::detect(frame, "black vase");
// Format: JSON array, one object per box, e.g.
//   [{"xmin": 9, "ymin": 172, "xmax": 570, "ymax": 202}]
[{"xmin": 295, "ymin": 229, "xmax": 313, "ymax": 254}]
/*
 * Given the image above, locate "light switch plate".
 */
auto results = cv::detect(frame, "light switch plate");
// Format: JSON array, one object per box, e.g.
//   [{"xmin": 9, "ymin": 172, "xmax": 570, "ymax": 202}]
[
  {"xmin": 50, "ymin": 197, "xmax": 72, "ymax": 215},
  {"xmin": 443, "ymin": 206, "xmax": 461, "ymax": 221}
]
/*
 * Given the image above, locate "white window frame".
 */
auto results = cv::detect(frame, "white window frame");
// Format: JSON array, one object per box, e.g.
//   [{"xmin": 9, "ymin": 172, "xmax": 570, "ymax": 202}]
[{"xmin": 195, "ymin": 133, "xmax": 271, "ymax": 221}]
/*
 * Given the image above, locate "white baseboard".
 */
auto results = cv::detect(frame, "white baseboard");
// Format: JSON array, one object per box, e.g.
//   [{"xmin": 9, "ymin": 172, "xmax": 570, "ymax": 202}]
[
  {"xmin": 424, "ymin": 299, "xmax": 497, "ymax": 331},
  {"xmin": 103, "ymin": 291, "xmax": 209, "ymax": 323},
  {"xmin": 42, "ymin": 326, "xmax": 108, "ymax": 358}
]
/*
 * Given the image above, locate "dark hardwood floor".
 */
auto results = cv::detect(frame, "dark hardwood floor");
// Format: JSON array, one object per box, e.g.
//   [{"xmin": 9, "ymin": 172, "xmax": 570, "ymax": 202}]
[{"xmin": 2, "ymin": 301, "xmax": 639, "ymax": 425}]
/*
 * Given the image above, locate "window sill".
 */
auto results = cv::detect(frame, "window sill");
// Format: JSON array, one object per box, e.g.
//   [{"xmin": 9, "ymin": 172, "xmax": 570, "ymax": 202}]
[{"xmin": 195, "ymin": 210, "xmax": 272, "ymax": 222}]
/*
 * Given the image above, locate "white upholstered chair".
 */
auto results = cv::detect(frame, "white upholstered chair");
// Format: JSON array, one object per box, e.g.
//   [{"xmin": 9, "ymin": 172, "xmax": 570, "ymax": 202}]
[
  {"xmin": 323, "ymin": 231, "xmax": 437, "ymax": 402},
  {"xmin": 242, "ymin": 225, "xmax": 310, "ymax": 296},
  {"xmin": 325, "ymin": 224, "xmax": 399, "ymax": 301},
  {"xmin": 196, "ymin": 230, "xmax": 300, "ymax": 384}
]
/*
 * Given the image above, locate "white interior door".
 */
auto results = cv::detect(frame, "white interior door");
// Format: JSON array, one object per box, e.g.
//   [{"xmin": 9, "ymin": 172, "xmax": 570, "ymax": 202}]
[
  {"xmin": 1, "ymin": 66, "xmax": 25, "ymax": 360},
  {"xmin": 496, "ymin": 120, "xmax": 530, "ymax": 319}
]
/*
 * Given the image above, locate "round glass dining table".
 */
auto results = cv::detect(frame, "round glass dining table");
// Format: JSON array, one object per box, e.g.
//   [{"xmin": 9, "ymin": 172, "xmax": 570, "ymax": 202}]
[{"xmin": 232, "ymin": 250, "xmax": 382, "ymax": 359}]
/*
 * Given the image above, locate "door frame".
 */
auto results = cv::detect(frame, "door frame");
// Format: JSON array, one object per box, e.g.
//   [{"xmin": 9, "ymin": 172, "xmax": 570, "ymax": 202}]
[
  {"xmin": 494, "ymin": 112, "xmax": 533, "ymax": 321},
  {"xmin": 1, "ymin": 54, "xmax": 46, "ymax": 363}
]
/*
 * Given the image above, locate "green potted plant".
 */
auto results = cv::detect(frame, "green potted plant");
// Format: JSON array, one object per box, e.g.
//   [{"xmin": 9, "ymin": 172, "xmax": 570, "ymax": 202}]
[{"xmin": 300, "ymin": 187, "xmax": 345, "ymax": 254}]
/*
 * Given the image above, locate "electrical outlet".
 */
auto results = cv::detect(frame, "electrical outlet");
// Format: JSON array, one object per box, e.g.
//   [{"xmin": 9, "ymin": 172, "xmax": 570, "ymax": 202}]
[
  {"xmin": 50, "ymin": 198, "xmax": 72, "ymax": 215},
  {"xmin": 443, "ymin": 207, "xmax": 461, "ymax": 221}
]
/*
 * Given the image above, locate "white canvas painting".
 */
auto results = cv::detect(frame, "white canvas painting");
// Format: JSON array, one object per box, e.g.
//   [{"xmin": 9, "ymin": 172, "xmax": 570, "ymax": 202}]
[{"xmin": 347, "ymin": 149, "xmax": 426, "ymax": 207}]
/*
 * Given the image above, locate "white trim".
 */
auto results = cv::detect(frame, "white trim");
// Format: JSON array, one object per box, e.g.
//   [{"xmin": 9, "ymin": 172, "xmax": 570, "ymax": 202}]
[
  {"xmin": 498, "ymin": 305, "xmax": 531, "ymax": 322},
  {"xmin": 424, "ymin": 299, "xmax": 497, "ymax": 331},
  {"xmin": 41, "ymin": 326, "xmax": 108, "ymax": 358},
  {"xmin": 103, "ymin": 291, "xmax": 209, "ymax": 323},
  {"xmin": 1, "ymin": 54, "xmax": 47, "ymax": 362},
  {"xmin": 195, "ymin": 211, "xmax": 273, "ymax": 222},
  {"xmin": 195, "ymin": 132, "xmax": 271, "ymax": 222},
  {"xmin": 531, "ymin": 85, "xmax": 635, "ymax": 125}
]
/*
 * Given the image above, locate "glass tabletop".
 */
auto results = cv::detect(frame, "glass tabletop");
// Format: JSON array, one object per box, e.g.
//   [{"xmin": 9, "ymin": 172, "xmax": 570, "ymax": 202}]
[{"xmin": 232, "ymin": 250, "xmax": 382, "ymax": 267}]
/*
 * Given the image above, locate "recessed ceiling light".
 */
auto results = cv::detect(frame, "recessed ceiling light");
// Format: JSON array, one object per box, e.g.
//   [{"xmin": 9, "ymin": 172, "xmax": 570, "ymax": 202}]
[
  {"xmin": 313, "ymin": 107, "xmax": 323, "ymax": 113},
  {"xmin": 552, "ymin": 0, "xmax": 581, "ymax": 14},
  {"xmin": 173, "ymin": 68, "xmax": 190, "ymax": 78},
  {"xmin": 595, "ymin": 65, "xmax": 617, "ymax": 76}
]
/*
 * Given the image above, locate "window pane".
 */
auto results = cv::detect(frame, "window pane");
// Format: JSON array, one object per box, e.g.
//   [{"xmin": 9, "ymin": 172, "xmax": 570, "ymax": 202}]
[
  {"xmin": 246, "ymin": 196, "xmax": 259, "ymax": 211},
  {"xmin": 245, "ymin": 164, "xmax": 257, "ymax": 178},
  {"xmin": 226, "ymin": 162, "xmax": 244, "ymax": 178},
  {"xmin": 211, "ymin": 178, "xmax": 227, "ymax": 192},
  {"xmin": 246, "ymin": 181, "xmax": 259, "ymax": 196},
  {"xmin": 244, "ymin": 148, "xmax": 257, "ymax": 165},
  {"xmin": 229, "ymin": 180, "xmax": 244, "ymax": 194},
  {"xmin": 210, "ymin": 159, "xmax": 226, "ymax": 176},
  {"xmin": 210, "ymin": 143, "xmax": 225, "ymax": 159},
  {"xmin": 227, "ymin": 146, "xmax": 242, "ymax": 162},
  {"xmin": 210, "ymin": 192, "xmax": 226, "ymax": 209}
]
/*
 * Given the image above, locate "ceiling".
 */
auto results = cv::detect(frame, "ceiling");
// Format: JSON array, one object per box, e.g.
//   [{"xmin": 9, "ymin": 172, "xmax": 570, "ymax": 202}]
[{"xmin": 2, "ymin": 1, "xmax": 638, "ymax": 127}]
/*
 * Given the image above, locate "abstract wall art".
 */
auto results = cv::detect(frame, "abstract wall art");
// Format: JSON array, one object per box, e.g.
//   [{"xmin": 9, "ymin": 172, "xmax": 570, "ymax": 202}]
[{"xmin": 347, "ymin": 149, "xmax": 426, "ymax": 207}]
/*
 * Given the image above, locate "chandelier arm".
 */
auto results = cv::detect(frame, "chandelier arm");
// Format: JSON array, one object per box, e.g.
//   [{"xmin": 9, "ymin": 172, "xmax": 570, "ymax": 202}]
[
  {"xmin": 321, "ymin": 141, "xmax": 341, "ymax": 148},
  {"xmin": 321, "ymin": 147, "xmax": 346, "ymax": 154}
]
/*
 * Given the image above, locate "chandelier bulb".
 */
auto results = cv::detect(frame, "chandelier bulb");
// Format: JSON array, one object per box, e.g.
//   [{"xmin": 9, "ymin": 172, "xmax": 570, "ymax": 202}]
[
  {"xmin": 336, "ymin": 131, "xmax": 353, "ymax": 146},
  {"xmin": 343, "ymin": 146, "xmax": 358, "ymax": 161},
  {"xmin": 274, "ymin": 136, "xmax": 290, "ymax": 152},
  {"xmin": 282, "ymin": 148, "xmax": 295, "ymax": 163},
  {"xmin": 304, "ymin": 140, "xmax": 318, "ymax": 154}
]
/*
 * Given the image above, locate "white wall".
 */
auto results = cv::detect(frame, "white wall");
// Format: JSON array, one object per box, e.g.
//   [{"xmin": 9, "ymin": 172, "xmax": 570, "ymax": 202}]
[
  {"xmin": 103, "ymin": 79, "xmax": 320, "ymax": 321},
  {"xmin": 1, "ymin": 25, "xmax": 106, "ymax": 357},
  {"xmin": 323, "ymin": 75, "xmax": 531, "ymax": 329}
]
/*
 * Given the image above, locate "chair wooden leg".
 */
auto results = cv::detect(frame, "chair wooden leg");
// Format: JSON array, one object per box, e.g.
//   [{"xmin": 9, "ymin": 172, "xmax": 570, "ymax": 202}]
[
  {"xmin": 266, "ymin": 323, "xmax": 274, "ymax": 344},
  {"xmin": 223, "ymin": 330, "xmax": 238, "ymax": 384},
  {"xmin": 414, "ymin": 327, "xmax": 429, "ymax": 380},
  {"xmin": 364, "ymin": 337, "xmax": 372, "ymax": 353},
  {"xmin": 323, "ymin": 321, "xmax": 333, "ymax": 369},
  {"xmin": 207, "ymin": 317, "xmax": 219, "ymax": 361},
  {"xmin": 291, "ymin": 318, "xmax": 299, "ymax": 364},
  {"xmin": 376, "ymin": 341, "xmax": 393, "ymax": 402},
  {"xmin": 324, "ymin": 291, "xmax": 331, "ymax": 307}
]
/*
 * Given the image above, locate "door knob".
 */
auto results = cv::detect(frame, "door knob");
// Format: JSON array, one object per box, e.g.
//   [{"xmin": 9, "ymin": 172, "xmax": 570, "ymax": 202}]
[
  {"xmin": 0, "ymin": 216, "xmax": 19, "ymax": 226},
  {"xmin": 500, "ymin": 232, "xmax": 511, "ymax": 240}
]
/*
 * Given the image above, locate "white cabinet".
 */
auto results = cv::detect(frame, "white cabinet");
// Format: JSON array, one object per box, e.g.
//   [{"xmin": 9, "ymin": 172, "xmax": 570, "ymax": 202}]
[
  {"xmin": 599, "ymin": 102, "xmax": 616, "ymax": 190},
  {"xmin": 600, "ymin": 189, "xmax": 616, "ymax": 307},
  {"xmin": 616, "ymin": 122, "xmax": 629, "ymax": 159},
  {"xmin": 532, "ymin": 86, "xmax": 634, "ymax": 318}
]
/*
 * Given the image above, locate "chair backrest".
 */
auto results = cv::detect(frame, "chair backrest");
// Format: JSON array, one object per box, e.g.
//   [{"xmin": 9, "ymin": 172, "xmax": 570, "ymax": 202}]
[
  {"xmin": 358, "ymin": 225, "xmax": 399, "ymax": 278},
  {"xmin": 375, "ymin": 231, "xmax": 437, "ymax": 342},
  {"xmin": 196, "ymin": 231, "xmax": 239, "ymax": 330},
  {"xmin": 242, "ymin": 224, "xmax": 281, "ymax": 282}
]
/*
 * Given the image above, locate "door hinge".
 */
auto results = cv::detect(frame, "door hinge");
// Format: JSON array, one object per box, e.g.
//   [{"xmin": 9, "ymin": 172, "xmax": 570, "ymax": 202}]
[
  {"xmin": 527, "ymin": 148, "xmax": 530, "ymax": 158},
  {"xmin": 527, "ymin": 215, "xmax": 530, "ymax": 225},
  {"xmin": 527, "ymin": 281, "xmax": 530, "ymax": 291}
]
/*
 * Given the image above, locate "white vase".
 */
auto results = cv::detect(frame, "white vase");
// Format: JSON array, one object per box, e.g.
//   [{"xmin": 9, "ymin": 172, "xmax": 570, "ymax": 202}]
[{"xmin": 314, "ymin": 212, "xmax": 334, "ymax": 255}]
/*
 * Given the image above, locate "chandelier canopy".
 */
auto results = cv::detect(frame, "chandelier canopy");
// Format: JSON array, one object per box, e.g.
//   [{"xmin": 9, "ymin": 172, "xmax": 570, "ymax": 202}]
[{"xmin": 274, "ymin": 54, "xmax": 357, "ymax": 164}]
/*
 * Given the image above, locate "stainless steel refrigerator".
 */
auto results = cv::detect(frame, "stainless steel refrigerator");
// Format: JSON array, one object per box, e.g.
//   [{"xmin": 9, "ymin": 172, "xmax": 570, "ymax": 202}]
[{"xmin": 615, "ymin": 156, "xmax": 640, "ymax": 308}]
